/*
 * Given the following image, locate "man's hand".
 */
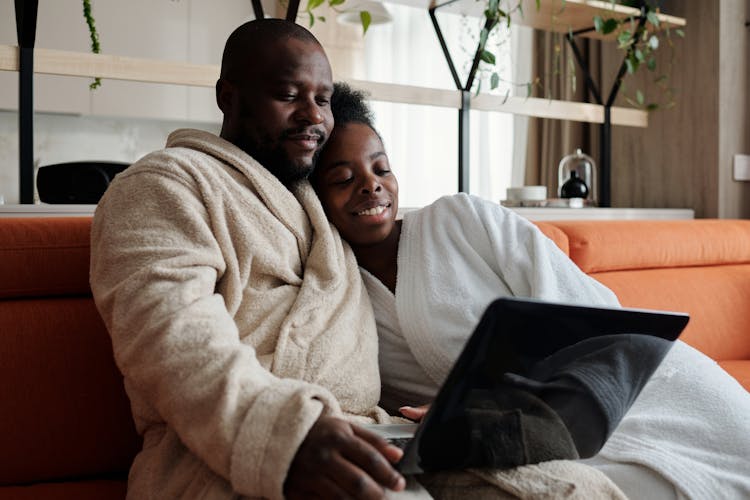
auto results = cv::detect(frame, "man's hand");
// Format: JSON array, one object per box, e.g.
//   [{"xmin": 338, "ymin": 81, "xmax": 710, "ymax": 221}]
[
  {"xmin": 285, "ymin": 416, "xmax": 406, "ymax": 499},
  {"xmin": 399, "ymin": 404, "xmax": 430, "ymax": 422}
]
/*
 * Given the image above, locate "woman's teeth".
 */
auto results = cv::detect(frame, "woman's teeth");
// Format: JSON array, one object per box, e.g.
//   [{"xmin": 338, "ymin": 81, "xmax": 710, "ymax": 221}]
[{"xmin": 358, "ymin": 205, "xmax": 387, "ymax": 216}]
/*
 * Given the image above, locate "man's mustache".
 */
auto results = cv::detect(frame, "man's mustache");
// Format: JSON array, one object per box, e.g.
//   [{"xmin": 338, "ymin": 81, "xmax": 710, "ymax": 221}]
[{"xmin": 281, "ymin": 127, "xmax": 327, "ymax": 145}]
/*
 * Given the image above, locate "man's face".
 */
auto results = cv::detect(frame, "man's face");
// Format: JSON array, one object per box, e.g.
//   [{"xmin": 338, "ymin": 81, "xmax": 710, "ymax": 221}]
[{"xmin": 230, "ymin": 38, "xmax": 334, "ymax": 185}]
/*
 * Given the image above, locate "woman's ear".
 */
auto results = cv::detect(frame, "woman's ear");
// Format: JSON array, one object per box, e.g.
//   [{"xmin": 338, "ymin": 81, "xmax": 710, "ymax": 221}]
[{"xmin": 215, "ymin": 78, "xmax": 235, "ymax": 115}]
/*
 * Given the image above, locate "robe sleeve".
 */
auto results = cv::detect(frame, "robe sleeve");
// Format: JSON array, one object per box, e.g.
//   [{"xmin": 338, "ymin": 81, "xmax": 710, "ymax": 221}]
[{"xmin": 468, "ymin": 195, "xmax": 620, "ymax": 307}]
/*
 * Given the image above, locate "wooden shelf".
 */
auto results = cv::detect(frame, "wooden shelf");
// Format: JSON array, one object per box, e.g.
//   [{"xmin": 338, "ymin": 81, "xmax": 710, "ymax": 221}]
[
  {"xmin": 424, "ymin": 0, "xmax": 685, "ymax": 41},
  {"xmin": 0, "ymin": 45, "xmax": 647, "ymax": 127},
  {"xmin": 471, "ymin": 93, "xmax": 647, "ymax": 127}
]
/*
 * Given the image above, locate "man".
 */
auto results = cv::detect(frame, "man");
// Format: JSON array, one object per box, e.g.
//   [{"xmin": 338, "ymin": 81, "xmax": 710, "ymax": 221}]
[{"xmin": 90, "ymin": 19, "xmax": 405, "ymax": 499}]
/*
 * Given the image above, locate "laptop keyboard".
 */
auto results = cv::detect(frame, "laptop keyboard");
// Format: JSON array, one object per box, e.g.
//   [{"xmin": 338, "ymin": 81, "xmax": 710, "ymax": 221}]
[{"xmin": 387, "ymin": 437, "xmax": 413, "ymax": 450}]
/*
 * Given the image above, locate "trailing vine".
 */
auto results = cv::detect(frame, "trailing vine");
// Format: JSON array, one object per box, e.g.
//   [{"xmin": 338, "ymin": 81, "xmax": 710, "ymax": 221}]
[
  {"xmin": 82, "ymin": 0, "xmax": 101, "ymax": 90},
  {"xmin": 473, "ymin": 0, "xmax": 683, "ymax": 109}
]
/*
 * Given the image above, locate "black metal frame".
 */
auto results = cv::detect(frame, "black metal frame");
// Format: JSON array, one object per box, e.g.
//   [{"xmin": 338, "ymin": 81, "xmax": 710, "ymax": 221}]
[
  {"xmin": 429, "ymin": 1, "xmax": 650, "ymax": 206},
  {"xmin": 429, "ymin": 0, "xmax": 499, "ymax": 193},
  {"xmin": 563, "ymin": 11, "xmax": 647, "ymax": 207},
  {"xmin": 15, "ymin": 0, "xmax": 38, "ymax": 204}
]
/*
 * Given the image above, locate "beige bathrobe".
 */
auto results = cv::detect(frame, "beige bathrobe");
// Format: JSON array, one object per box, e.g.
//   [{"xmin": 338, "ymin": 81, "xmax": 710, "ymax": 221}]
[
  {"xmin": 90, "ymin": 128, "xmax": 624, "ymax": 500},
  {"xmin": 90, "ymin": 128, "xmax": 389, "ymax": 499}
]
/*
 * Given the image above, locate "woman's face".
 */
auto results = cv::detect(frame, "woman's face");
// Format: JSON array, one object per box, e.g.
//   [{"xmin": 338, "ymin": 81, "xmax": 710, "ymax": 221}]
[{"xmin": 314, "ymin": 122, "xmax": 399, "ymax": 247}]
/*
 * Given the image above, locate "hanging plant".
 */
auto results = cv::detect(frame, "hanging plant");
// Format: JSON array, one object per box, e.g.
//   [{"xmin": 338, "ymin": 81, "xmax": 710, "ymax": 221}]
[
  {"xmin": 591, "ymin": 5, "xmax": 685, "ymax": 110},
  {"xmin": 472, "ymin": 0, "xmax": 684, "ymax": 109},
  {"xmin": 82, "ymin": 0, "xmax": 101, "ymax": 90}
]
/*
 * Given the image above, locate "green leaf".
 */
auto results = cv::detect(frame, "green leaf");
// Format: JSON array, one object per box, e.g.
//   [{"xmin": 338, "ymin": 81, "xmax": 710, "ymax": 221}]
[
  {"xmin": 329, "ymin": 0, "xmax": 345, "ymax": 5},
  {"xmin": 646, "ymin": 10, "xmax": 660, "ymax": 27},
  {"xmin": 648, "ymin": 35, "xmax": 659, "ymax": 50},
  {"xmin": 307, "ymin": 0, "xmax": 325, "ymax": 11},
  {"xmin": 675, "ymin": 28, "xmax": 685, "ymax": 38},
  {"xmin": 360, "ymin": 10, "xmax": 371, "ymax": 35},
  {"xmin": 647, "ymin": 57, "xmax": 656, "ymax": 71},
  {"xmin": 636, "ymin": 89, "xmax": 644, "ymax": 105},
  {"xmin": 479, "ymin": 28, "xmax": 489, "ymax": 48},
  {"xmin": 490, "ymin": 72, "xmax": 500, "ymax": 90},
  {"xmin": 617, "ymin": 30, "xmax": 632, "ymax": 47},
  {"xmin": 536, "ymin": 0, "xmax": 541, "ymax": 10},
  {"xmin": 594, "ymin": 15, "xmax": 604, "ymax": 33},
  {"xmin": 501, "ymin": 88, "xmax": 510, "ymax": 104},
  {"xmin": 480, "ymin": 49, "xmax": 496, "ymax": 65},
  {"xmin": 634, "ymin": 48, "xmax": 644, "ymax": 61},
  {"xmin": 646, "ymin": 103, "xmax": 659, "ymax": 111},
  {"xmin": 318, "ymin": 15, "xmax": 326, "ymax": 22},
  {"xmin": 488, "ymin": 0, "xmax": 499, "ymax": 15},
  {"xmin": 308, "ymin": 11, "xmax": 315, "ymax": 26},
  {"xmin": 602, "ymin": 18, "xmax": 619, "ymax": 34},
  {"xmin": 625, "ymin": 57, "xmax": 635, "ymax": 74},
  {"xmin": 526, "ymin": 82, "xmax": 532, "ymax": 98}
]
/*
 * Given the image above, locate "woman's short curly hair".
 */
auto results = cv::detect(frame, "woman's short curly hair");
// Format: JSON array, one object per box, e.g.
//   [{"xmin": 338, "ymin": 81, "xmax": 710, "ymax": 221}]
[{"xmin": 331, "ymin": 82, "xmax": 377, "ymax": 130}]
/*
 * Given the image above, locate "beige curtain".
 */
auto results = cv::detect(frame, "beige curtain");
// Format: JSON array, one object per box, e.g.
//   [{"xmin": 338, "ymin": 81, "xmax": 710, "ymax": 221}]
[{"xmin": 524, "ymin": 31, "xmax": 601, "ymax": 197}]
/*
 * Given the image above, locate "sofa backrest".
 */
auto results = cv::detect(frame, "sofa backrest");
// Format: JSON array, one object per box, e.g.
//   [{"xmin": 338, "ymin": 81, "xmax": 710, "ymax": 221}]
[
  {"xmin": 543, "ymin": 220, "xmax": 750, "ymax": 362},
  {"xmin": 0, "ymin": 217, "xmax": 140, "ymax": 486}
]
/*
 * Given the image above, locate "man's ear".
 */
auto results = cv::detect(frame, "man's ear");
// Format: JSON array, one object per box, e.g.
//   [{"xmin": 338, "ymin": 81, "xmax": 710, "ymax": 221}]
[{"xmin": 216, "ymin": 78, "xmax": 235, "ymax": 114}]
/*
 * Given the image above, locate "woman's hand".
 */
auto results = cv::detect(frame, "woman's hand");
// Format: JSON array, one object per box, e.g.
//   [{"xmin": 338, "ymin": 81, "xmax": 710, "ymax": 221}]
[{"xmin": 399, "ymin": 404, "xmax": 431, "ymax": 422}]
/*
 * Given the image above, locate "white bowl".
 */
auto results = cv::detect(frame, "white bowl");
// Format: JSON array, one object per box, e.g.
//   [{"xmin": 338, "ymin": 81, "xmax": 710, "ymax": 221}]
[{"xmin": 506, "ymin": 186, "xmax": 547, "ymax": 201}]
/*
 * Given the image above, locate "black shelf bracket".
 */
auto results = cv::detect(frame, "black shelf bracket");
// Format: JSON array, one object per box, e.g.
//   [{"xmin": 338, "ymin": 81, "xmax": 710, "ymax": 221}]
[
  {"xmin": 429, "ymin": 0, "xmax": 498, "ymax": 193},
  {"xmin": 15, "ymin": 0, "xmax": 39, "ymax": 204},
  {"xmin": 251, "ymin": 0, "xmax": 264, "ymax": 19},
  {"xmin": 285, "ymin": 0, "xmax": 301, "ymax": 22},
  {"xmin": 564, "ymin": 8, "xmax": 647, "ymax": 207}
]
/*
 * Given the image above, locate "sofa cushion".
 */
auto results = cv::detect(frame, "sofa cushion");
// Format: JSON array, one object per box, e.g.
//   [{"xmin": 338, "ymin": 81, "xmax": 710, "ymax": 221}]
[
  {"xmin": 0, "ymin": 217, "xmax": 92, "ymax": 299},
  {"xmin": 551, "ymin": 220, "xmax": 750, "ymax": 273},
  {"xmin": 0, "ymin": 297, "xmax": 140, "ymax": 485},
  {"xmin": 534, "ymin": 222, "xmax": 570, "ymax": 255},
  {"xmin": 591, "ymin": 264, "xmax": 750, "ymax": 363}
]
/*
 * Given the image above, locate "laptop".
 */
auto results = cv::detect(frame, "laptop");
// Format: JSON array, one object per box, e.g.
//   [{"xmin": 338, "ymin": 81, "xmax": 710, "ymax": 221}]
[{"xmin": 365, "ymin": 296, "xmax": 689, "ymax": 474}]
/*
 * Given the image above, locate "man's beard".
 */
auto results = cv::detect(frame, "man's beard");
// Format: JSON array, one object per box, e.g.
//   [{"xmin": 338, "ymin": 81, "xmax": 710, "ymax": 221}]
[{"xmin": 240, "ymin": 129, "xmax": 326, "ymax": 187}]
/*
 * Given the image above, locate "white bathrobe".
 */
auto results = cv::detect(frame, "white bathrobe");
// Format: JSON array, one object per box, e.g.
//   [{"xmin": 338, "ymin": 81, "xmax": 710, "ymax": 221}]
[{"xmin": 364, "ymin": 193, "xmax": 750, "ymax": 500}]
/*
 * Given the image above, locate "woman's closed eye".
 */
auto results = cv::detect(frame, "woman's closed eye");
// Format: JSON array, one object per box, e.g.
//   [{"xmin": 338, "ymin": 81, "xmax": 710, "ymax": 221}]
[{"xmin": 331, "ymin": 176, "xmax": 353, "ymax": 185}]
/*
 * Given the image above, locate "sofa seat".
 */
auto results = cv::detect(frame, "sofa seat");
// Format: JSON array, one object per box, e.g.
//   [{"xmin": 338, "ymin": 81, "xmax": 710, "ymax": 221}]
[
  {"xmin": 0, "ymin": 480, "xmax": 127, "ymax": 500},
  {"xmin": 0, "ymin": 218, "xmax": 140, "ymax": 497}
]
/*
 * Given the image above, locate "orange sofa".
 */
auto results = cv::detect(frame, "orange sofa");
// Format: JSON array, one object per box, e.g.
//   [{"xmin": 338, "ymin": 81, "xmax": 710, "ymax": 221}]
[{"xmin": 1, "ymin": 216, "xmax": 749, "ymax": 497}]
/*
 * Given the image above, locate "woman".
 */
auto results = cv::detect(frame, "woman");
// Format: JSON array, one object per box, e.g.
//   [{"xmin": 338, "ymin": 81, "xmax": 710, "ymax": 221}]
[{"xmin": 312, "ymin": 83, "xmax": 750, "ymax": 499}]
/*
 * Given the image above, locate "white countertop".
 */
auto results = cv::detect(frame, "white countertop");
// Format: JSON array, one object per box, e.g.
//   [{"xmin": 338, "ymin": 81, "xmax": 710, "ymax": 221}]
[{"xmin": 1, "ymin": 204, "xmax": 694, "ymax": 221}]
